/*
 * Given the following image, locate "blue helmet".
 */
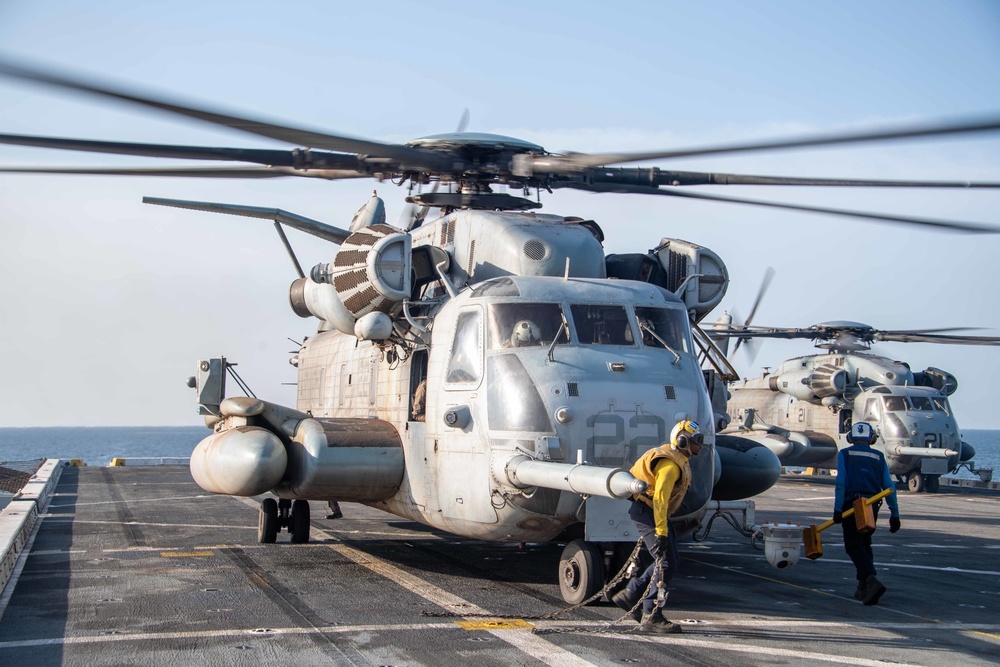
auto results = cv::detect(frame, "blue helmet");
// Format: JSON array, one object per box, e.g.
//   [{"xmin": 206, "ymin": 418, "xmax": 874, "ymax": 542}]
[{"xmin": 847, "ymin": 421, "xmax": 878, "ymax": 445}]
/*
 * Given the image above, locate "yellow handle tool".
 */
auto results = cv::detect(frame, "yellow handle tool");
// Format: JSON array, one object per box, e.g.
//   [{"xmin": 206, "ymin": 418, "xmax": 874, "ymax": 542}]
[{"xmin": 803, "ymin": 487, "xmax": 893, "ymax": 560}]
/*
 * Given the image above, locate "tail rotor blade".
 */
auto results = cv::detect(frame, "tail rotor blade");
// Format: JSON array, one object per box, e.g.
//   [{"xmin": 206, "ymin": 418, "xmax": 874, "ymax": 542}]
[{"xmin": 744, "ymin": 267, "xmax": 775, "ymax": 328}]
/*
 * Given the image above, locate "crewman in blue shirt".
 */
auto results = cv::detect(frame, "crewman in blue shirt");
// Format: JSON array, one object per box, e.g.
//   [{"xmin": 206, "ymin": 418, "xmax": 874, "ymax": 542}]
[
  {"xmin": 612, "ymin": 419, "xmax": 702, "ymax": 634},
  {"xmin": 834, "ymin": 421, "xmax": 901, "ymax": 605}
]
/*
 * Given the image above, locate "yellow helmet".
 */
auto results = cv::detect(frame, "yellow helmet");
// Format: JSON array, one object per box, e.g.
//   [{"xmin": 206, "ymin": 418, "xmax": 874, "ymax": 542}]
[{"xmin": 670, "ymin": 419, "xmax": 704, "ymax": 451}]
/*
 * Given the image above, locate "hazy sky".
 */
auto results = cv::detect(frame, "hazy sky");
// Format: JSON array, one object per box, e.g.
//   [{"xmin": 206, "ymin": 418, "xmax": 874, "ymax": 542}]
[{"xmin": 1, "ymin": 1, "xmax": 999, "ymax": 427}]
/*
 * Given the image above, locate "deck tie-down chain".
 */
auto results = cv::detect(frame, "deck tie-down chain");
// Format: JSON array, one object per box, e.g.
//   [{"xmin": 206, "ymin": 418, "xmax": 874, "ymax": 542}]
[{"xmin": 420, "ymin": 539, "xmax": 669, "ymax": 634}]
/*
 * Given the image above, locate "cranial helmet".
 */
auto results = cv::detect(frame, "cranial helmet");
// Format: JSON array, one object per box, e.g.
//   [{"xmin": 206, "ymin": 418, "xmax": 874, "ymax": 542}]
[
  {"xmin": 670, "ymin": 419, "xmax": 704, "ymax": 451},
  {"xmin": 511, "ymin": 320, "xmax": 541, "ymax": 346},
  {"xmin": 847, "ymin": 421, "xmax": 878, "ymax": 445}
]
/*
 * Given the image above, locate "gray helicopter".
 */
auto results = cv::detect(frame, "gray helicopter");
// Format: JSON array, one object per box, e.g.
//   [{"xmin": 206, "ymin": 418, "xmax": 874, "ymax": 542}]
[
  {"xmin": 713, "ymin": 321, "xmax": 999, "ymax": 493},
  {"xmin": 2, "ymin": 57, "xmax": 1000, "ymax": 600}
]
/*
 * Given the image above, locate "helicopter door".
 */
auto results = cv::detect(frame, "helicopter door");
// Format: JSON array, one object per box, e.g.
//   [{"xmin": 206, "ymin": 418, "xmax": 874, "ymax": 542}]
[{"xmin": 436, "ymin": 306, "xmax": 496, "ymax": 524}]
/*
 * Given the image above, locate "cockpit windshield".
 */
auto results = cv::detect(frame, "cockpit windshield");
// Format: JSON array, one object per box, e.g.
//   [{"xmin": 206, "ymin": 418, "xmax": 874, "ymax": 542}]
[
  {"xmin": 882, "ymin": 394, "xmax": 951, "ymax": 414},
  {"xmin": 488, "ymin": 303, "xmax": 569, "ymax": 350},
  {"xmin": 883, "ymin": 396, "xmax": 908, "ymax": 412},
  {"xmin": 634, "ymin": 307, "xmax": 693, "ymax": 354},
  {"xmin": 488, "ymin": 301, "xmax": 693, "ymax": 351},
  {"xmin": 932, "ymin": 396, "xmax": 951, "ymax": 416},
  {"xmin": 570, "ymin": 305, "xmax": 632, "ymax": 345}
]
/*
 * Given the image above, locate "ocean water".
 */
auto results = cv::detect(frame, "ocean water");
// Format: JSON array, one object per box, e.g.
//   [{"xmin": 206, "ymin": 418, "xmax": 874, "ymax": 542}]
[
  {"xmin": 0, "ymin": 426, "xmax": 998, "ymax": 474},
  {"xmin": 0, "ymin": 425, "xmax": 207, "ymax": 466}
]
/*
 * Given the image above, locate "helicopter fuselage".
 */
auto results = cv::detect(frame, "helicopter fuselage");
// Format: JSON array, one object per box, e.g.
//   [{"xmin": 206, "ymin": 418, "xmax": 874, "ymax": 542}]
[{"xmin": 291, "ymin": 275, "xmax": 716, "ymax": 542}]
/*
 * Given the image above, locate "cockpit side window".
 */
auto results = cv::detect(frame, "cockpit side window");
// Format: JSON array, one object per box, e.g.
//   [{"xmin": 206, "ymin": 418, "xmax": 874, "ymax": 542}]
[
  {"xmin": 570, "ymin": 305, "xmax": 632, "ymax": 345},
  {"xmin": 863, "ymin": 398, "xmax": 881, "ymax": 422},
  {"xmin": 883, "ymin": 396, "xmax": 908, "ymax": 412},
  {"xmin": 883, "ymin": 412, "xmax": 908, "ymax": 438},
  {"xmin": 446, "ymin": 309, "xmax": 483, "ymax": 384},
  {"xmin": 932, "ymin": 396, "xmax": 951, "ymax": 415},
  {"xmin": 634, "ymin": 307, "xmax": 693, "ymax": 354},
  {"xmin": 488, "ymin": 303, "xmax": 569, "ymax": 350},
  {"xmin": 909, "ymin": 396, "xmax": 933, "ymax": 411}
]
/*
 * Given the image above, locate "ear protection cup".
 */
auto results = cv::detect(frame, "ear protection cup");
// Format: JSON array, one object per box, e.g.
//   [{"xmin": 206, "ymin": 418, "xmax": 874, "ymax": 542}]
[{"xmin": 676, "ymin": 434, "xmax": 690, "ymax": 450}]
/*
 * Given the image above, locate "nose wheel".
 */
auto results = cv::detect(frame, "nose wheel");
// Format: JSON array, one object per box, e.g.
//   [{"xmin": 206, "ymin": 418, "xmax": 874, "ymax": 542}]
[
  {"xmin": 906, "ymin": 473, "xmax": 940, "ymax": 493},
  {"xmin": 907, "ymin": 473, "xmax": 925, "ymax": 493},
  {"xmin": 257, "ymin": 498, "xmax": 311, "ymax": 543},
  {"xmin": 558, "ymin": 539, "xmax": 604, "ymax": 604}
]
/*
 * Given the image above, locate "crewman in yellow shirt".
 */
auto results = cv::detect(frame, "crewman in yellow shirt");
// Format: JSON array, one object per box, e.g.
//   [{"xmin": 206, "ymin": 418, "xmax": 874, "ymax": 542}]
[{"xmin": 612, "ymin": 419, "xmax": 703, "ymax": 634}]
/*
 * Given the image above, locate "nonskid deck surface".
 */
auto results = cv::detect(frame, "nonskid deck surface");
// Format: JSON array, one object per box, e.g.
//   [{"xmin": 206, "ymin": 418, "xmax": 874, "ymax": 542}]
[{"xmin": 0, "ymin": 467, "xmax": 998, "ymax": 666}]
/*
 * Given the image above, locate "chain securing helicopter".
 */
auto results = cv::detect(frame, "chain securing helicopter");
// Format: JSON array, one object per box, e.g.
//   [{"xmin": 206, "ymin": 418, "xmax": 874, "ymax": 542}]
[
  {"xmin": 2, "ymin": 57, "xmax": 1000, "ymax": 600},
  {"xmin": 712, "ymin": 321, "xmax": 1000, "ymax": 493}
]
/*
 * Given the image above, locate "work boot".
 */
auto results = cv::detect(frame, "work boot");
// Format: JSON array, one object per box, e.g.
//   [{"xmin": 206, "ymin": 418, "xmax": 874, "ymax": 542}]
[
  {"xmin": 862, "ymin": 575, "xmax": 886, "ymax": 606},
  {"xmin": 612, "ymin": 588, "xmax": 642, "ymax": 622},
  {"xmin": 637, "ymin": 608, "xmax": 682, "ymax": 634},
  {"xmin": 853, "ymin": 581, "xmax": 865, "ymax": 601}
]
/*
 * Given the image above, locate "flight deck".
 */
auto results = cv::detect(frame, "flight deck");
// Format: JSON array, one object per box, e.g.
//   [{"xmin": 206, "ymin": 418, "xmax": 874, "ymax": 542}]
[{"xmin": 0, "ymin": 464, "xmax": 998, "ymax": 667}]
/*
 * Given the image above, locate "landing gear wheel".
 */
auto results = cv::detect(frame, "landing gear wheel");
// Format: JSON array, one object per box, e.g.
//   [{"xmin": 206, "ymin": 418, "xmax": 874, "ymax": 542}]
[
  {"xmin": 558, "ymin": 539, "xmax": 604, "ymax": 605},
  {"xmin": 290, "ymin": 499, "xmax": 311, "ymax": 544},
  {"xmin": 258, "ymin": 498, "xmax": 278, "ymax": 543},
  {"xmin": 925, "ymin": 475, "xmax": 940, "ymax": 493},
  {"xmin": 907, "ymin": 473, "xmax": 926, "ymax": 493}
]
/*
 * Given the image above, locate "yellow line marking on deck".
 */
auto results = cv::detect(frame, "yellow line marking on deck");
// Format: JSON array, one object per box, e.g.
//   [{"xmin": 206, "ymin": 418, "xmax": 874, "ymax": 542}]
[{"xmin": 455, "ymin": 619, "xmax": 534, "ymax": 630}]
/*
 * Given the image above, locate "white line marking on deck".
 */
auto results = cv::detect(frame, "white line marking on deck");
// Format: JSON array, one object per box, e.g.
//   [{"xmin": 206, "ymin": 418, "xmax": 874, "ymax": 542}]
[
  {"xmin": 47, "ymin": 494, "xmax": 219, "ymax": 508},
  {"xmin": 2, "ymin": 619, "xmax": 991, "ymax": 656},
  {"xmin": 685, "ymin": 549, "xmax": 1000, "ymax": 577}
]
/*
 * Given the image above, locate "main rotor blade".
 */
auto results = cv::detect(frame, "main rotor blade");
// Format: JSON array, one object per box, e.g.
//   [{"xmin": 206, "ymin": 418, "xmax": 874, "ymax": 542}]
[
  {"xmin": 654, "ymin": 170, "xmax": 1000, "ymax": 188},
  {"xmin": 709, "ymin": 328, "xmax": 822, "ymax": 340},
  {"xmin": 712, "ymin": 325, "xmax": 990, "ymax": 342},
  {"xmin": 142, "ymin": 197, "xmax": 351, "ymax": 244},
  {"xmin": 0, "ymin": 132, "xmax": 364, "ymax": 169},
  {"xmin": 565, "ymin": 182, "xmax": 1000, "ymax": 233},
  {"xmin": 538, "ymin": 114, "xmax": 1000, "ymax": 172},
  {"xmin": 0, "ymin": 165, "xmax": 368, "ymax": 179},
  {"xmin": 0, "ymin": 58, "xmax": 451, "ymax": 171},
  {"xmin": 874, "ymin": 332, "xmax": 1000, "ymax": 345}
]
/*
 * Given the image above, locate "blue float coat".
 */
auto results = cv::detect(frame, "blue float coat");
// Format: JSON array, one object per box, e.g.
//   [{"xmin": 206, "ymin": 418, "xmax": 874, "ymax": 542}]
[{"xmin": 834, "ymin": 443, "xmax": 900, "ymax": 517}]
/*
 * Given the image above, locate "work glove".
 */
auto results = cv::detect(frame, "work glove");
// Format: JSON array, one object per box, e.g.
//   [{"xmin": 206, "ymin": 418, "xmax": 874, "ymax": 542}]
[
  {"xmin": 653, "ymin": 535, "xmax": 669, "ymax": 558},
  {"xmin": 889, "ymin": 516, "xmax": 901, "ymax": 533},
  {"xmin": 833, "ymin": 511, "xmax": 843, "ymax": 524}
]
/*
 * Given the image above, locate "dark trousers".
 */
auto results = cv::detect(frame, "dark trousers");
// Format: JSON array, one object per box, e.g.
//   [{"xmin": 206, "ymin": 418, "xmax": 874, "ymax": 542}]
[
  {"xmin": 625, "ymin": 501, "xmax": 679, "ymax": 614},
  {"xmin": 841, "ymin": 500, "xmax": 881, "ymax": 581}
]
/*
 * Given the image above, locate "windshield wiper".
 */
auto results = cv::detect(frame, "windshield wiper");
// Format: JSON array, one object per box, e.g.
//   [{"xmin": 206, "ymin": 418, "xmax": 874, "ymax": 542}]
[
  {"xmin": 547, "ymin": 314, "xmax": 570, "ymax": 362},
  {"xmin": 640, "ymin": 322, "xmax": 681, "ymax": 366}
]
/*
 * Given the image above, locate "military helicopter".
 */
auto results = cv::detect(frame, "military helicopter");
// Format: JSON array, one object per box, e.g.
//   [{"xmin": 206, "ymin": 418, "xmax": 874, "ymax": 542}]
[
  {"xmin": 2, "ymin": 57, "xmax": 1000, "ymax": 600},
  {"xmin": 713, "ymin": 320, "xmax": 1000, "ymax": 493}
]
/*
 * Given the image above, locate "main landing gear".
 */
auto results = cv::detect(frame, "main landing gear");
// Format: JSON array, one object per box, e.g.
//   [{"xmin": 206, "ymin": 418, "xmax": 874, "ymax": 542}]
[{"xmin": 258, "ymin": 498, "xmax": 311, "ymax": 543}]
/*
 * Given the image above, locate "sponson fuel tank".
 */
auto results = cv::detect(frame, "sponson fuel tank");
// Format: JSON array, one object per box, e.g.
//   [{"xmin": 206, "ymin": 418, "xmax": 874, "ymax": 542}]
[
  {"xmin": 272, "ymin": 417, "xmax": 404, "ymax": 501},
  {"xmin": 190, "ymin": 396, "xmax": 404, "ymax": 502}
]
